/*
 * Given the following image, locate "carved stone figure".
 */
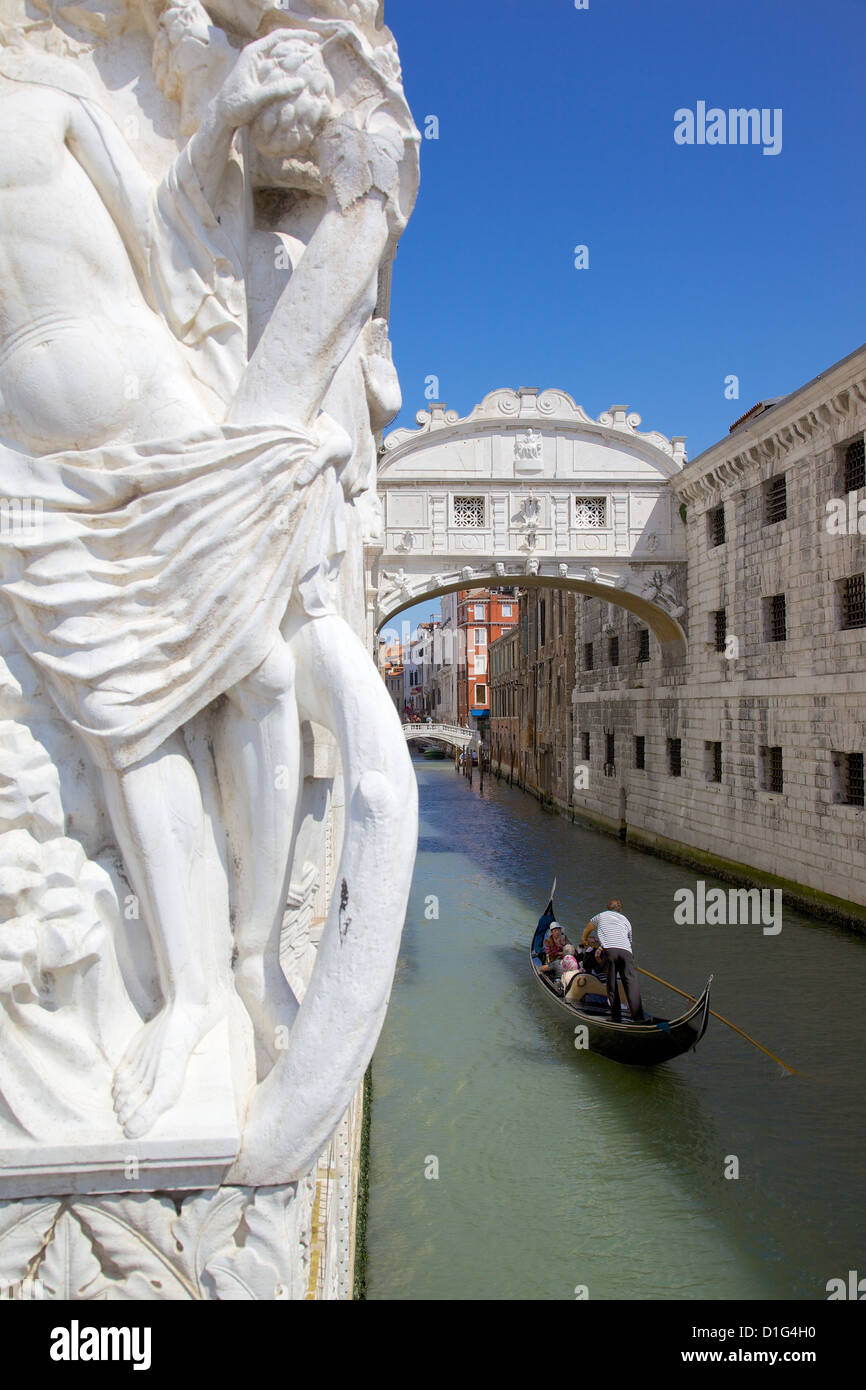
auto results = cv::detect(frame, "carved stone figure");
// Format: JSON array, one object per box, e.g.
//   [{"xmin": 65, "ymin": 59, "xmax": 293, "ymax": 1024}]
[
  {"xmin": 514, "ymin": 427, "xmax": 542, "ymax": 461},
  {"xmin": 641, "ymin": 568, "xmax": 686, "ymax": 619},
  {"xmin": 0, "ymin": 0, "xmax": 419, "ymax": 1199}
]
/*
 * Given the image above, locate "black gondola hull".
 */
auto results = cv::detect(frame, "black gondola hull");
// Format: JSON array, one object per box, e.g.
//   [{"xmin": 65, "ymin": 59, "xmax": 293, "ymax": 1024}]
[{"xmin": 531, "ymin": 898, "xmax": 712, "ymax": 1065}]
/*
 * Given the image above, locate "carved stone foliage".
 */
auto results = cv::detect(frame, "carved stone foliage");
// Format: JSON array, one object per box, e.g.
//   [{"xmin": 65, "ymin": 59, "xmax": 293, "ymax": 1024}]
[{"xmin": 0, "ymin": 1181, "xmax": 315, "ymax": 1300}]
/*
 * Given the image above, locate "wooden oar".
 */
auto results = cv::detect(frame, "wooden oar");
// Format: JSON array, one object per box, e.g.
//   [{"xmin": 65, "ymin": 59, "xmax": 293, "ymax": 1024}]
[{"xmin": 636, "ymin": 966, "xmax": 800, "ymax": 1076}]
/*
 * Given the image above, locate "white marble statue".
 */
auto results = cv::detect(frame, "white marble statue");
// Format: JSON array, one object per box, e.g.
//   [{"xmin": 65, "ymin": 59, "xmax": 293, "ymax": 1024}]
[{"xmin": 0, "ymin": 0, "xmax": 419, "ymax": 1192}]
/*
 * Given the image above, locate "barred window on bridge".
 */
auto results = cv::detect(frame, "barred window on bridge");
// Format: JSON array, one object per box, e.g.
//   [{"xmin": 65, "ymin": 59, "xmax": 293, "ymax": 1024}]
[
  {"xmin": 453, "ymin": 496, "xmax": 486, "ymax": 528},
  {"xmin": 575, "ymin": 496, "xmax": 607, "ymax": 529}
]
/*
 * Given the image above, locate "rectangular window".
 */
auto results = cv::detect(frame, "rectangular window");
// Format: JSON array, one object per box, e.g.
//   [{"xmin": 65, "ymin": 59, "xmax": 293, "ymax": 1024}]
[
  {"xmin": 764, "ymin": 593, "xmax": 787, "ymax": 642},
  {"xmin": 575, "ymin": 496, "xmax": 607, "ymax": 529},
  {"xmin": 705, "ymin": 741, "xmax": 722, "ymax": 783},
  {"xmin": 668, "ymin": 738, "xmax": 682, "ymax": 777},
  {"xmin": 501, "ymin": 604, "xmax": 513, "ymax": 618},
  {"xmin": 474, "ymin": 684, "xmax": 487, "ymax": 704},
  {"xmin": 473, "ymin": 603, "xmax": 485, "ymax": 620},
  {"xmin": 584, "ymin": 641, "xmax": 594, "ymax": 671},
  {"xmin": 844, "ymin": 438, "xmax": 866, "ymax": 493},
  {"xmin": 713, "ymin": 609, "xmax": 727, "ymax": 652},
  {"xmin": 708, "ymin": 505, "xmax": 726, "ymax": 548},
  {"xmin": 634, "ymin": 735, "xmax": 645, "ymax": 770},
  {"xmin": 761, "ymin": 745, "xmax": 784, "ymax": 794},
  {"xmin": 833, "ymin": 752, "xmax": 865, "ymax": 807},
  {"xmin": 604, "ymin": 731, "xmax": 615, "ymax": 775},
  {"xmin": 454, "ymin": 497, "xmax": 485, "ymax": 529},
  {"xmin": 608, "ymin": 635, "xmax": 619, "ymax": 667},
  {"xmin": 637, "ymin": 627, "xmax": 650, "ymax": 662},
  {"xmin": 764, "ymin": 474, "xmax": 787, "ymax": 525},
  {"xmin": 475, "ymin": 628, "xmax": 487, "ymax": 646},
  {"xmin": 581, "ymin": 731, "xmax": 591, "ymax": 761},
  {"xmin": 839, "ymin": 573, "xmax": 866, "ymax": 630}
]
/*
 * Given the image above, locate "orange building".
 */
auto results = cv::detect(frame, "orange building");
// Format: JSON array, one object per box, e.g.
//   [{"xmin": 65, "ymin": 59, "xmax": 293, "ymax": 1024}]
[{"xmin": 455, "ymin": 587, "xmax": 520, "ymax": 730}]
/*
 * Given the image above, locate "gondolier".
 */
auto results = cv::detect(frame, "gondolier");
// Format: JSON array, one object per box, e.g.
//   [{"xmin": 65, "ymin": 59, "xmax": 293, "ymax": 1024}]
[{"xmin": 582, "ymin": 900, "xmax": 645, "ymax": 1024}]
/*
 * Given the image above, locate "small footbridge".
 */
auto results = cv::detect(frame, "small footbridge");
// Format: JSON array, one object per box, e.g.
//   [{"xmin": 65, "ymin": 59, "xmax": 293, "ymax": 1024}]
[{"xmin": 403, "ymin": 723, "xmax": 474, "ymax": 751}]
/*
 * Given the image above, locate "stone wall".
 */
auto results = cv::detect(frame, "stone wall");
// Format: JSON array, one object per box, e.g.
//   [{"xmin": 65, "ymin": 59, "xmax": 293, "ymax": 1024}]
[{"xmin": 569, "ymin": 346, "xmax": 866, "ymax": 922}]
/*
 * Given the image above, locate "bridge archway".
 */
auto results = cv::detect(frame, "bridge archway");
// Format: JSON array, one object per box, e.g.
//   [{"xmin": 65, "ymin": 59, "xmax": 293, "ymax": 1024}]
[
  {"xmin": 377, "ymin": 571, "xmax": 685, "ymax": 644},
  {"xmin": 371, "ymin": 387, "xmax": 688, "ymax": 644}
]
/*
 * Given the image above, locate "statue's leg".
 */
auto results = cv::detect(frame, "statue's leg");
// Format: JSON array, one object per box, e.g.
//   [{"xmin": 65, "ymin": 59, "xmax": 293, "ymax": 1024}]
[
  {"xmin": 100, "ymin": 733, "xmax": 224, "ymax": 1138},
  {"xmin": 216, "ymin": 640, "xmax": 302, "ymax": 1079},
  {"xmin": 229, "ymin": 612, "xmax": 418, "ymax": 1185}
]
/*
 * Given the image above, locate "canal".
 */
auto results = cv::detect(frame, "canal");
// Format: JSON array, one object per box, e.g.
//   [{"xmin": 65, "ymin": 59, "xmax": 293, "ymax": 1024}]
[{"xmin": 366, "ymin": 756, "xmax": 866, "ymax": 1301}]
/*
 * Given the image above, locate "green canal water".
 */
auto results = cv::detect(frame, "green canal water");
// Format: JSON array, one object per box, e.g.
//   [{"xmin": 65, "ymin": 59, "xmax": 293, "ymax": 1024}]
[{"xmin": 366, "ymin": 757, "xmax": 866, "ymax": 1301}]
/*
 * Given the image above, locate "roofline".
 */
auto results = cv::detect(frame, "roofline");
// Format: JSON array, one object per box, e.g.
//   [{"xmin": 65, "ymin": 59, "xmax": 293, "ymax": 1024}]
[{"xmin": 681, "ymin": 341, "xmax": 866, "ymax": 481}]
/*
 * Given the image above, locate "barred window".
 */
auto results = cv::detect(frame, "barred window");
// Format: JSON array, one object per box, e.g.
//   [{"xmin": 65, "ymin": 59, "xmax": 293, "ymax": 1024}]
[
  {"xmin": 844, "ymin": 438, "xmax": 866, "ymax": 493},
  {"xmin": 605, "ymin": 731, "xmax": 615, "ymax": 772},
  {"xmin": 575, "ymin": 496, "xmax": 607, "ymax": 529},
  {"xmin": 833, "ymin": 751, "xmax": 864, "ymax": 806},
  {"xmin": 708, "ymin": 505, "xmax": 726, "ymax": 548},
  {"xmin": 844, "ymin": 753, "xmax": 864, "ymax": 806},
  {"xmin": 453, "ymin": 495, "xmax": 485, "ymax": 528},
  {"xmin": 764, "ymin": 474, "xmax": 787, "ymax": 525},
  {"xmin": 634, "ymin": 735, "xmax": 646, "ymax": 770},
  {"xmin": 764, "ymin": 593, "xmax": 787, "ymax": 642},
  {"xmin": 761, "ymin": 746, "xmax": 784, "ymax": 794},
  {"xmin": 840, "ymin": 573, "xmax": 866, "ymax": 630},
  {"xmin": 608, "ymin": 635, "xmax": 619, "ymax": 667},
  {"xmin": 668, "ymin": 738, "xmax": 682, "ymax": 777},
  {"xmin": 706, "ymin": 740, "xmax": 722, "ymax": 783},
  {"xmin": 637, "ymin": 627, "xmax": 650, "ymax": 663},
  {"xmin": 584, "ymin": 641, "xmax": 594, "ymax": 671},
  {"xmin": 713, "ymin": 609, "xmax": 727, "ymax": 652}
]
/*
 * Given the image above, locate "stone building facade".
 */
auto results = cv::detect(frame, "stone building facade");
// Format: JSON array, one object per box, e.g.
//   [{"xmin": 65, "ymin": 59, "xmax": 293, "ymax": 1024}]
[
  {"xmin": 490, "ymin": 587, "xmax": 577, "ymax": 808},
  {"xmin": 570, "ymin": 345, "xmax": 866, "ymax": 921}
]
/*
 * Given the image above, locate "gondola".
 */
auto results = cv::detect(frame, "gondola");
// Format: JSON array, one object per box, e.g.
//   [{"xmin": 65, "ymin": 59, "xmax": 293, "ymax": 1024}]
[{"xmin": 531, "ymin": 891, "xmax": 712, "ymax": 1065}]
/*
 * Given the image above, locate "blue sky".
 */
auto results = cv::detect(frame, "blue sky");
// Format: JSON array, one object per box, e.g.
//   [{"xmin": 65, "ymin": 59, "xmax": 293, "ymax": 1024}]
[{"xmin": 382, "ymin": 0, "xmax": 864, "ymax": 632}]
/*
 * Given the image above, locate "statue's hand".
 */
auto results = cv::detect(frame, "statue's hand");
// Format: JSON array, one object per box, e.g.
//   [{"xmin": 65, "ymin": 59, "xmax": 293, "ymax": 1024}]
[{"xmin": 213, "ymin": 30, "xmax": 334, "ymax": 145}]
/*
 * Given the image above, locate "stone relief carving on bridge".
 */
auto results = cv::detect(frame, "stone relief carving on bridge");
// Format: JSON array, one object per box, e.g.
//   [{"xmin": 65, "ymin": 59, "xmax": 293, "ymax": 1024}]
[
  {"xmin": 641, "ymin": 568, "xmax": 686, "ymax": 619},
  {"xmin": 0, "ymin": 0, "xmax": 419, "ymax": 1231},
  {"xmin": 514, "ymin": 428, "xmax": 543, "ymax": 462}
]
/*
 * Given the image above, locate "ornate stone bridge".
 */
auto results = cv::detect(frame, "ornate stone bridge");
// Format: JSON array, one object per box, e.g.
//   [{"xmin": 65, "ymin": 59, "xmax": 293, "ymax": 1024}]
[{"xmin": 371, "ymin": 388, "xmax": 689, "ymax": 642}]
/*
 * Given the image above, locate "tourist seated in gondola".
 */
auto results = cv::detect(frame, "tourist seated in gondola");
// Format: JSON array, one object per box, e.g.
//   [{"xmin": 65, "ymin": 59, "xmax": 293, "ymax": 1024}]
[
  {"xmin": 539, "ymin": 922, "xmax": 566, "ymax": 979},
  {"xmin": 560, "ymin": 945, "xmax": 581, "ymax": 993}
]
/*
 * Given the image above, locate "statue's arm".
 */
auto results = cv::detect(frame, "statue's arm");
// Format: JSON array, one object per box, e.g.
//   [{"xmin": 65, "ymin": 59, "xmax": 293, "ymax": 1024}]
[
  {"xmin": 64, "ymin": 97, "xmax": 157, "ymax": 292},
  {"xmin": 229, "ymin": 184, "xmax": 392, "ymax": 433}
]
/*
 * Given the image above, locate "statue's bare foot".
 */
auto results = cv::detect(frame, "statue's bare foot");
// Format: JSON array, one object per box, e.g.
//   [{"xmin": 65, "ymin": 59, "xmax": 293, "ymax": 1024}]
[{"xmin": 112, "ymin": 1003, "xmax": 217, "ymax": 1139}]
